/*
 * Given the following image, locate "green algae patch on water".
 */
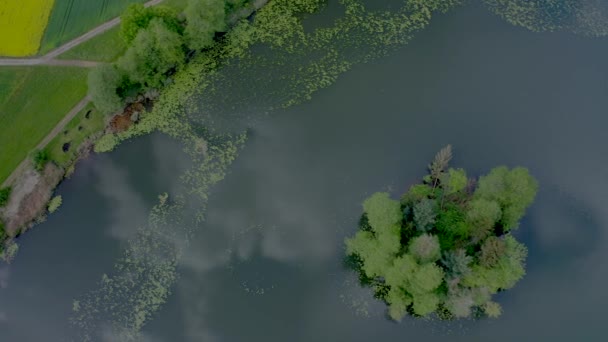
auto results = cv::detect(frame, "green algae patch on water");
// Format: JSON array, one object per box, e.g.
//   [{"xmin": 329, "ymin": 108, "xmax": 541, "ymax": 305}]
[
  {"xmin": 484, "ymin": 0, "xmax": 608, "ymax": 37},
  {"xmin": 70, "ymin": 134, "xmax": 246, "ymax": 341},
  {"xmin": 179, "ymin": 0, "xmax": 465, "ymax": 132}
]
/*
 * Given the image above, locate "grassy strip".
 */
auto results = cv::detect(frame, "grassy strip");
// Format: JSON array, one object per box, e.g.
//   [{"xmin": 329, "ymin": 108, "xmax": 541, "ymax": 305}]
[
  {"xmin": 57, "ymin": 27, "xmax": 127, "ymax": 62},
  {"xmin": 0, "ymin": 66, "xmax": 88, "ymax": 183},
  {"xmin": 46, "ymin": 103, "xmax": 106, "ymax": 168},
  {"xmin": 40, "ymin": 0, "xmax": 146, "ymax": 54}
]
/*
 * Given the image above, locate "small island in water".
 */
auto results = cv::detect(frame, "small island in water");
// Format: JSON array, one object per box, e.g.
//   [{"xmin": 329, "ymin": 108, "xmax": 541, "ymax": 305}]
[{"xmin": 346, "ymin": 146, "xmax": 538, "ymax": 320}]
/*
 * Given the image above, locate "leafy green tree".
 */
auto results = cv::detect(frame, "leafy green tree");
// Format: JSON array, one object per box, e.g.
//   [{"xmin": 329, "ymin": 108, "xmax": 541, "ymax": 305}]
[
  {"xmin": 441, "ymin": 249, "xmax": 472, "ymax": 278},
  {"xmin": 471, "ymin": 286, "xmax": 492, "ymax": 306},
  {"xmin": 362, "ymin": 192, "xmax": 402, "ymax": 240},
  {"xmin": 346, "ymin": 192, "xmax": 402, "ymax": 278},
  {"xmin": 346, "ymin": 231, "xmax": 393, "ymax": 278},
  {"xmin": 402, "ymin": 184, "xmax": 435, "ymax": 207},
  {"xmin": 88, "ymin": 64, "xmax": 123, "ymax": 115},
  {"xmin": 118, "ymin": 18, "xmax": 185, "ymax": 89},
  {"xmin": 463, "ymin": 236, "xmax": 527, "ymax": 292},
  {"xmin": 444, "ymin": 291, "xmax": 474, "ymax": 318},
  {"xmin": 474, "ymin": 166, "xmax": 538, "ymax": 230},
  {"xmin": 479, "ymin": 236, "xmax": 506, "ymax": 267},
  {"xmin": 409, "ymin": 263, "xmax": 444, "ymax": 295},
  {"xmin": 409, "ymin": 234, "xmax": 441, "ymax": 263},
  {"xmin": 467, "ymin": 198, "xmax": 501, "ymax": 242},
  {"xmin": 0, "ymin": 187, "xmax": 11, "ymax": 207},
  {"xmin": 441, "ymin": 168, "xmax": 467, "ymax": 195},
  {"xmin": 435, "ymin": 204, "xmax": 470, "ymax": 249},
  {"xmin": 120, "ymin": 4, "xmax": 183, "ymax": 44},
  {"xmin": 386, "ymin": 287, "xmax": 412, "ymax": 321},
  {"xmin": 413, "ymin": 198, "xmax": 436, "ymax": 232},
  {"xmin": 384, "ymin": 254, "xmax": 418, "ymax": 288},
  {"xmin": 411, "ymin": 292, "xmax": 440, "ymax": 316},
  {"xmin": 184, "ymin": 0, "xmax": 227, "ymax": 50}
]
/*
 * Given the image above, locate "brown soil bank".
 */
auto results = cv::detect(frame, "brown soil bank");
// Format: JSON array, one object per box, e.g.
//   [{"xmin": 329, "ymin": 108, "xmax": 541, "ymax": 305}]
[{"xmin": 0, "ymin": 163, "xmax": 63, "ymax": 236}]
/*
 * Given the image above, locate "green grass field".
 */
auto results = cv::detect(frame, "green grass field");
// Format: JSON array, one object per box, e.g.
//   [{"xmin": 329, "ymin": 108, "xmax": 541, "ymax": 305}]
[
  {"xmin": 40, "ymin": 0, "xmax": 147, "ymax": 54},
  {"xmin": 58, "ymin": 26, "xmax": 127, "ymax": 62},
  {"xmin": 0, "ymin": 66, "xmax": 88, "ymax": 183},
  {"xmin": 55, "ymin": 0, "xmax": 189, "ymax": 62},
  {"xmin": 47, "ymin": 103, "xmax": 105, "ymax": 167}
]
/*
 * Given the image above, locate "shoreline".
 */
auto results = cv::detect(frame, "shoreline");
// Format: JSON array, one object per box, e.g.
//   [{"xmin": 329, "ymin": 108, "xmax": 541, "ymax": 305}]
[{"xmin": 0, "ymin": 0, "xmax": 270, "ymax": 263}]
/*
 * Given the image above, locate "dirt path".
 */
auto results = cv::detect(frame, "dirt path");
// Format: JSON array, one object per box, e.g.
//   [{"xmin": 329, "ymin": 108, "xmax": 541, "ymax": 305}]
[
  {"xmin": 0, "ymin": 59, "xmax": 100, "ymax": 67},
  {"xmin": 0, "ymin": 0, "xmax": 164, "ymax": 67},
  {"xmin": 1, "ymin": 96, "xmax": 92, "ymax": 187}
]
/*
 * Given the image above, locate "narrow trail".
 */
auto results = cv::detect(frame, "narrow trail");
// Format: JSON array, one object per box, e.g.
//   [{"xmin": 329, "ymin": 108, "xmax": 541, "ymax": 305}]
[{"xmin": 0, "ymin": 59, "xmax": 100, "ymax": 67}]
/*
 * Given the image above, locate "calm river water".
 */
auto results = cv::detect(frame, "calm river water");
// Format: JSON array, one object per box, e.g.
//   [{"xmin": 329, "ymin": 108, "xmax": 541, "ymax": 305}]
[{"xmin": 1, "ymin": 1, "xmax": 607, "ymax": 341}]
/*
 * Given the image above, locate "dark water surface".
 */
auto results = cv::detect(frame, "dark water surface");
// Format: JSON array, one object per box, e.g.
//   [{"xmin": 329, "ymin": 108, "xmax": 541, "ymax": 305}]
[{"xmin": 2, "ymin": 1, "xmax": 608, "ymax": 341}]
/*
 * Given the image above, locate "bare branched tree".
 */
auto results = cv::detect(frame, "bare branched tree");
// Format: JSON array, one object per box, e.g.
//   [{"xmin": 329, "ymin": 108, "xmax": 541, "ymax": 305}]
[{"xmin": 429, "ymin": 144, "xmax": 452, "ymax": 185}]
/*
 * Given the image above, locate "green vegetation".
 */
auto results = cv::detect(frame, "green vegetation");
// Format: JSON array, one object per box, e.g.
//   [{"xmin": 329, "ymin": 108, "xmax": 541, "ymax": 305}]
[
  {"xmin": 484, "ymin": 0, "xmax": 608, "ymax": 36},
  {"xmin": 0, "ymin": 66, "xmax": 88, "ymax": 183},
  {"xmin": 58, "ymin": 27, "xmax": 127, "ymax": 62},
  {"xmin": 346, "ymin": 146, "xmax": 538, "ymax": 320},
  {"xmin": 47, "ymin": 104, "xmax": 106, "ymax": 168},
  {"xmin": 72, "ymin": 135, "xmax": 246, "ymax": 341},
  {"xmin": 184, "ymin": 0, "xmax": 226, "ymax": 50},
  {"xmin": 118, "ymin": 17, "xmax": 185, "ymax": 89},
  {"xmin": 0, "ymin": 187, "xmax": 11, "ymax": 207},
  {"xmin": 40, "ymin": 0, "xmax": 147, "ymax": 53},
  {"xmin": 0, "ymin": 239, "xmax": 19, "ymax": 263},
  {"xmin": 119, "ymin": 4, "xmax": 183, "ymax": 44},
  {"xmin": 88, "ymin": 0, "xmax": 234, "ymax": 114},
  {"xmin": 94, "ymin": 133, "xmax": 121, "ymax": 153},
  {"xmin": 0, "ymin": 220, "xmax": 5, "ymax": 240},
  {"xmin": 87, "ymin": 64, "xmax": 123, "ymax": 115},
  {"xmin": 48, "ymin": 195, "xmax": 63, "ymax": 213},
  {"xmin": 32, "ymin": 149, "xmax": 50, "ymax": 172}
]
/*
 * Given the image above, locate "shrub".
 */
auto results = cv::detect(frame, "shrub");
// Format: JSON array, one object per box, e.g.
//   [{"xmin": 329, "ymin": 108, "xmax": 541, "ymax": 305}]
[
  {"xmin": 1, "ymin": 239, "xmax": 19, "ymax": 263},
  {"xmin": 0, "ymin": 220, "xmax": 6, "ymax": 240},
  {"xmin": 0, "ymin": 187, "xmax": 11, "ymax": 207},
  {"xmin": 413, "ymin": 198, "xmax": 437, "ymax": 232},
  {"xmin": 120, "ymin": 4, "xmax": 182, "ymax": 44},
  {"xmin": 48, "ymin": 195, "xmax": 63, "ymax": 213},
  {"xmin": 184, "ymin": 0, "xmax": 227, "ymax": 50},
  {"xmin": 89, "ymin": 64, "xmax": 123, "ymax": 115},
  {"xmin": 95, "ymin": 134, "xmax": 120, "ymax": 153},
  {"xmin": 32, "ymin": 149, "xmax": 50, "ymax": 171},
  {"xmin": 117, "ymin": 18, "xmax": 185, "ymax": 90}
]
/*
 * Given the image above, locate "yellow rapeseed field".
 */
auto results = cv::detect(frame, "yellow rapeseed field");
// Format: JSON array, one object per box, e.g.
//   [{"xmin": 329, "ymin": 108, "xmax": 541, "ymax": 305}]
[{"xmin": 0, "ymin": 0, "xmax": 56, "ymax": 56}]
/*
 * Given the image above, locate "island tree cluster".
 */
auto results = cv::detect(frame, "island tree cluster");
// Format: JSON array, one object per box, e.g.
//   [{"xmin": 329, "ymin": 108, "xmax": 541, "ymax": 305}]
[{"xmin": 346, "ymin": 146, "xmax": 538, "ymax": 320}]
